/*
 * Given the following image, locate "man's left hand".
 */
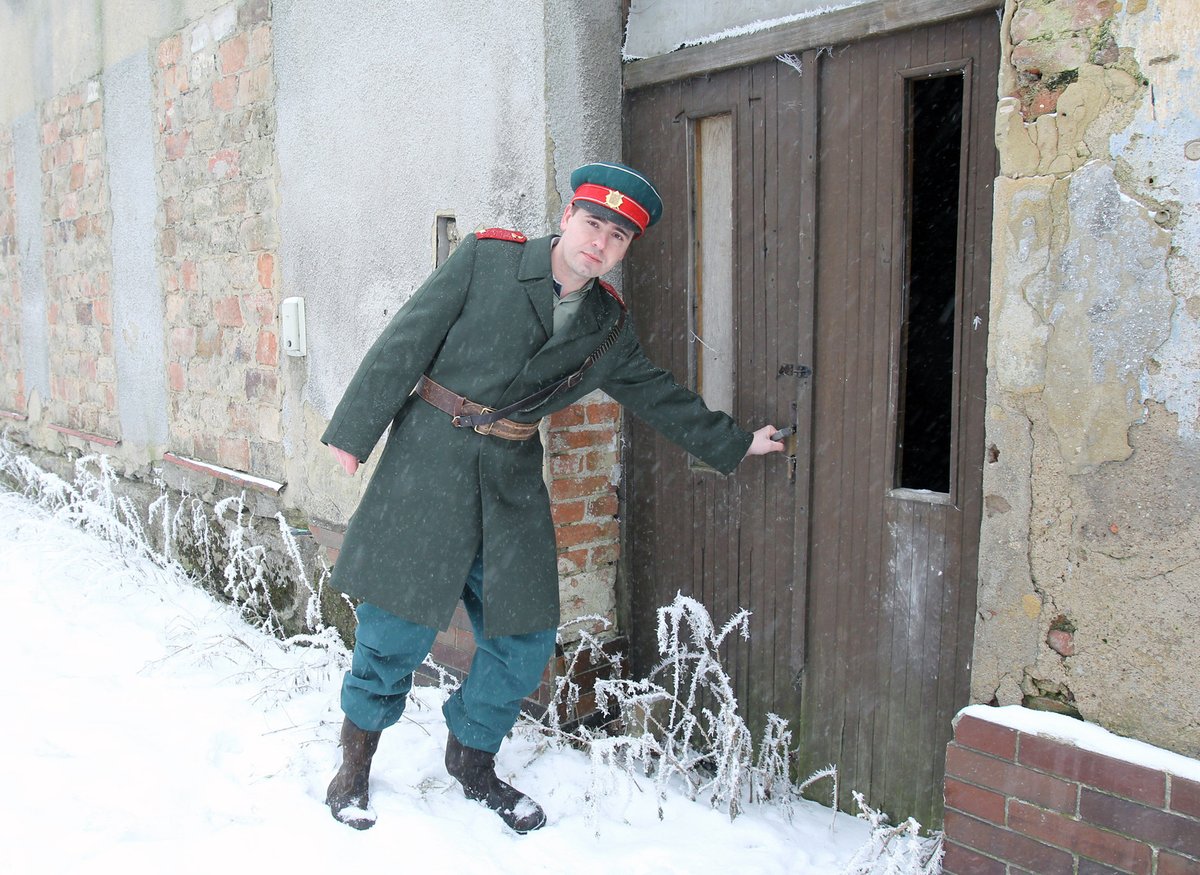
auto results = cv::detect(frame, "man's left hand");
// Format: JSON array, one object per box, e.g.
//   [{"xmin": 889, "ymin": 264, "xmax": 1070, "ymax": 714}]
[{"xmin": 745, "ymin": 425, "xmax": 786, "ymax": 458}]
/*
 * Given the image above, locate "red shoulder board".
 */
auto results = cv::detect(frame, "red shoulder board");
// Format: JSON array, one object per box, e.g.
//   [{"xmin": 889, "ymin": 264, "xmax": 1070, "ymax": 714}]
[
  {"xmin": 475, "ymin": 227, "xmax": 527, "ymax": 243},
  {"xmin": 598, "ymin": 279, "xmax": 625, "ymax": 309}
]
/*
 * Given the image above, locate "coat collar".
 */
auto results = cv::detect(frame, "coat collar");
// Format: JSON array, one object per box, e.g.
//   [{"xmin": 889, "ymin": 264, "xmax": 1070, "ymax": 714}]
[
  {"xmin": 518, "ymin": 235, "xmax": 614, "ymax": 341},
  {"xmin": 518, "ymin": 235, "xmax": 555, "ymax": 337}
]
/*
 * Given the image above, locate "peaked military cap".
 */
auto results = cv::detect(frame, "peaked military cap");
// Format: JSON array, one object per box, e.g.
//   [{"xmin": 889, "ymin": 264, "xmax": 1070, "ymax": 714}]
[{"xmin": 570, "ymin": 161, "xmax": 663, "ymax": 236}]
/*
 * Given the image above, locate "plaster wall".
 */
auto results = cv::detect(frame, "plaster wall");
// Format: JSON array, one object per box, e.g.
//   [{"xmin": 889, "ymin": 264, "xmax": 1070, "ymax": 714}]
[
  {"xmin": 976, "ymin": 0, "xmax": 1200, "ymax": 756},
  {"xmin": 272, "ymin": 0, "xmax": 625, "ymax": 527},
  {"xmin": 103, "ymin": 51, "xmax": 169, "ymax": 458},
  {"xmin": 12, "ymin": 111, "xmax": 50, "ymax": 405}
]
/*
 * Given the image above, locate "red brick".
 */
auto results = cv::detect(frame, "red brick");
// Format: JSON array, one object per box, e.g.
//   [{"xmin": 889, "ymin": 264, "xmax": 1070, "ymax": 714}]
[
  {"xmin": 584, "ymin": 400, "xmax": 620, "ymax": 424},
  {"xmin": 181, "ymin": 259, "xmax": 199, "ymax": 291},
  {"xmin": 551, "ymin": 499, "xmax": 586, "ymax": 525},
  {"xmin": 946, "ymin": 742, "xmax": 1079, "ymax": 814},
  {"xmin": 244, "ymin": 370, "xmax": 279, "ymax": 403},
  {"xmin": 256, "ymin": 252, "xmax": 274, "ymax": 288},
  {"xmin": 1008, "ymin": 799, "xmax": 1151, "ymax": 872},
  {"xmin": 556, "ymin": 548, "xmax": 587, "ymax": 574},
  {"xmin": 453, "ymin": 626, "xmax": 476, "ymax": 654},
  {"xmin": 157, "ymin": 35, "xmax": 182, "ymax": 68},
  {"xmin": 1171, "ymin": 776, "xmax": 1200, "ymax": 819},
  {"xmin": 581, "ymin": 448, "xmax": 618, "ymax": 473},
  {"xmin": 168, "ymin": 361, "xmax": 185, "ymax": 391},
  {"xmin": 1077, "ymin": 861, "xmax": 1130, "ymax": 875},
  {"xmin": 954, "ymin": 714, "xmax": 1018, "ymax": 760},
  {"xmin": 548, "ymin": 406, "xmax": 585, "ymax": 428},
  {"xmin": 237, "ymin": 65, "xmax": 271, "ymax": 105},
  {"xmin": 255, "ymin": 330, "xmax": 277, "ymax": 366},
  {"xmin": 430, "ymin": 640, "xmax": 471, "ymax": 674},
  {"xmin": 586, "ymin": 492, "xmax": 619, "ymax": 518},
  {"xmin": 589, "ymin": 542, "xmax": 620, "ymax": 567},
  {"xmin": 165, "ymin": 131, "xmax": 190, "ymax": 162},
  {"xmin": 550, "ymin": 474, "xmax": 610, "ymax": 501},
  {"xmin": 1020, "ymin": 735, "xmax": 1166, "ymax": 806},
  {"xmin": 549, "ymin": 428, "xmax": 612, "ymax": 451},
  {"xmin": 169, "ymin": 326, "xmax": 195, "ymax": 357},
  {"xmin": 548, "ymin": 453, "xmax": 583, "ymax": 477},
  {"xmin": 1157, "ymin": 851, "xmax": 1200, "ymax": 875},
  {"xmin": 1080, "ymin": 789, "xmax": 1200, "ymax": 858},
  {"xmin": 212, "ymin": 75, "xmax": 238, "ymax": 111},
  {"xmin": 941, "ymin": 840, "xmax": 1005, "ymax": 875},
  {"xmin": 943, "ymin": 810, "xmax": 1075, "ymax": 875},
  {"xmin": 214, "ymin": 295, "xmax": 243, "ymax": 327},
  {"xmin": 554, "ymin": 521, "xmax": 618, "ymax": 549},
  {"xmin": 208, "ymin": 148, "xmax": 240, "ymax": 179},
  {"xmin": 219, "ymin": 33, "xmax": 249, "ymax": 74},
  {"xmin": 945, "ymin": 777, "xmax": 1006, "ymax": 824}
]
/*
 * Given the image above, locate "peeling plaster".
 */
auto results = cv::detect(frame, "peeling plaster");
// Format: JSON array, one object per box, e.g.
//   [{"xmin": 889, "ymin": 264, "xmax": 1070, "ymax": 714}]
[
  {"xmin": 977, "ymin": 0, "xmax": 1200, "ymax": 756},
  {"xmin": 1043, "ymin": 161, "xmax": 1172, "ymax": 472}
]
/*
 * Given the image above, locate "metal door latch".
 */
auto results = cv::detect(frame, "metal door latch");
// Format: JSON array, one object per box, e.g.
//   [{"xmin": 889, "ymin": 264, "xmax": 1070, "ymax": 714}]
[
  {"xmin": 773, "ymin": 402, "xmax": 800, "ymax": 483},
  {"xmin": 778, "ymin": 363, "xmax": 813, "ymax": 380}
]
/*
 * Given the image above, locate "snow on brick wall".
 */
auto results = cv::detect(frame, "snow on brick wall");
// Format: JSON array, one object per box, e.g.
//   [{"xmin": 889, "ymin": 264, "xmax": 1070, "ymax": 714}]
[{"xmin": 943, "ymin": 705, "xmax": 1200, "ymax": 874}]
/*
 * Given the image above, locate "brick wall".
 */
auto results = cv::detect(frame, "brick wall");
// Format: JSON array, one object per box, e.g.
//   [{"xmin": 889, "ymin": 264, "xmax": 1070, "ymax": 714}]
[
  {"xmin": 40, "ymin": 80, "xmax": 118, "ymax": 441},
  {"xmin": 944, "ymin": 708, "xmax": 1200, "ymax": 874},
  {"xmin": 546, "ymin": 393, "xmax": 623, "ymax": 634},
  {"xmin": 0, "ymin": 128, "xmax": 24, "ymax": 417},
  {"xmin": 152, "ymin": 0, "xmax": 283, "ymax": 479}
]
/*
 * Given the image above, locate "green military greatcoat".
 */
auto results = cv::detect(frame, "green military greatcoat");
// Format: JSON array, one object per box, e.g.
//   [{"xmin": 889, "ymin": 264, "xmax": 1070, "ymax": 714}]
[{"xmin": 322, "ymin": 232, "xmax": 752, "ymax": 638}]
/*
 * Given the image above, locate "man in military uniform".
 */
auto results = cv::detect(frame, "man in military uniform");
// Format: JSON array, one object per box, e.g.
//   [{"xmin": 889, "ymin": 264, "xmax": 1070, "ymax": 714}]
[{"xmin": 322, "ymin": 162, "xmax": 784, "ymax": 833}]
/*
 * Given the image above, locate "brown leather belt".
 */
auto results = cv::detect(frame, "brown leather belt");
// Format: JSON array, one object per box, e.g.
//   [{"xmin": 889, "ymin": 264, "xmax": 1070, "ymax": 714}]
[{"xmin": 415, "ymin": 376, "xmax": 541, "ymax": 441}]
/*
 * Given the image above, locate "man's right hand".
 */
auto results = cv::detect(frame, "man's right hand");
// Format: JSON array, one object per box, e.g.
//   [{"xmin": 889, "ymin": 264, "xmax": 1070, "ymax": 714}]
[{"xmin": 327, "ymin": 444, "xmax": 359, "ymax": 476}]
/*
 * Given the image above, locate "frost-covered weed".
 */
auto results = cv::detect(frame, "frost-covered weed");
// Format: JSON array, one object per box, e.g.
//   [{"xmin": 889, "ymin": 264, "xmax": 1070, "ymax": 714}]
[
  {"xmin": 0, "ymin": 440, "xmax": 340, "ymax": 654},
  {"xmin": 532, "ymin": 594, "xmax": 840, "ymax": 823},
  {"xmin": 841, "ymin": 792, "xmax": 943, "ymax": 875}
]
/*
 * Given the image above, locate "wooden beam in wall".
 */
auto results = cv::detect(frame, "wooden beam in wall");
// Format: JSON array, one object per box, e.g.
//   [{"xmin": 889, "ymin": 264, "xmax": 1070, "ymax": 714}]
[{"xmin": 623, "ymin": 0, "xmax": 1002, "ymax": 90}]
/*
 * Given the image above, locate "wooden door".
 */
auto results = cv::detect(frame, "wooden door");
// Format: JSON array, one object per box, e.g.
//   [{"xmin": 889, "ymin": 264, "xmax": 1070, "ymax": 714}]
[{"xmin": 623, "ymin": 12, "xmax": 999, "ymax": 826}]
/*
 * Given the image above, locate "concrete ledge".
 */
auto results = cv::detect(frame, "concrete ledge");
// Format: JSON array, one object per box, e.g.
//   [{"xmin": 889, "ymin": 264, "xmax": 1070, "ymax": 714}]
[
  {"xmin": 162, "ymin": 451, "xmax": 285, "ymax": 495},
  {"xmin": 48, "ymin": 424, "xmax": 120, "ymax": 447}
]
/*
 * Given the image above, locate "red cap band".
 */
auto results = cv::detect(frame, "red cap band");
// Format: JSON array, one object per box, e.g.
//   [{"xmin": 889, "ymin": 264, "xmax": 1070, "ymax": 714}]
[{"xmin": 571, "ymin": 182, "xmax": 651, "ymax": 234}]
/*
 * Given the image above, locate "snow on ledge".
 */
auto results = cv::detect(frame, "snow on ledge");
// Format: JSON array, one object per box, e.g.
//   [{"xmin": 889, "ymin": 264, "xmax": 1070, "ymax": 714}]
[
  {"xmin": 958, "ymin": 704, "xmax": 1200, "ymax": 783},
  {"xmin": 162, "ymin": 452, "xmax": 285, "ymax": 495},
  {"xmin": 622, "ymin": 3, "xmax": 857, "ymax": 61}
]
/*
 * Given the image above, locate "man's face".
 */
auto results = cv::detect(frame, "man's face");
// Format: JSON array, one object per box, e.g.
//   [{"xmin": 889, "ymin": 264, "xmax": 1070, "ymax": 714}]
[{"xmin": 552, "ymin": 204, "xmax": 634, "ymax": 291}]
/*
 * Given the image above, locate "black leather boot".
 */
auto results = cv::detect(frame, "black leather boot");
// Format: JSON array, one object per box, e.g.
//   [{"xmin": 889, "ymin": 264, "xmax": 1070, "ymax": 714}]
[
  {"xmin": 445, "ymin": 732, "xmax": 547, "ymax": 833},
  {"xmin": 326, "ymin": 718, "xmax": 383, "ymax": 829}
]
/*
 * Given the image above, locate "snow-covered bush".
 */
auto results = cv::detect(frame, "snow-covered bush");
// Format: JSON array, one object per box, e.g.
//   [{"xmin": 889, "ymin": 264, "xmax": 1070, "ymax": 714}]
[
  {"xmin": 842, "ymin": 792, "xmax": 944, "ymax": 875},
  {"xmin": 531, "ymin": 593, "xmax": 839, "ymax": 822},
  {"xmin": 0, "ymin": 439, "xmax": 341, "ymax": 649}
]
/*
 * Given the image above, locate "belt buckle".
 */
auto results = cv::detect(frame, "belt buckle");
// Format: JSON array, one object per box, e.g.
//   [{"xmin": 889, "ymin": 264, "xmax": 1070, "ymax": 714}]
[{"xmin": 473, "ymin": 406, "xmax": 495, "ymax": 436}]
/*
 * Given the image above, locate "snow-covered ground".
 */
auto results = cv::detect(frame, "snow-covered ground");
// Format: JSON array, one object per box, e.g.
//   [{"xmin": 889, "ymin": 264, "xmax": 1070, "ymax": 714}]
[{"xmin": 0, "ymin": 485, "xmax": 882, "ymax": 875}]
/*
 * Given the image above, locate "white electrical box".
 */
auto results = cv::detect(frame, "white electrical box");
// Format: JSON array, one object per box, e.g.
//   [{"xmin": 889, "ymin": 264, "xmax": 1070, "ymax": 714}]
[{"xmin": 280, "ymin": 297, "xmax": 306, "ymax": 357}]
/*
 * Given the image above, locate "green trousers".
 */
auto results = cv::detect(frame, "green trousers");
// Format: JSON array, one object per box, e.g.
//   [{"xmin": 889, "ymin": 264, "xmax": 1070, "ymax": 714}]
[{"xmin": 340, "ymin": 553, "xmax": 556, "ymax": 753}]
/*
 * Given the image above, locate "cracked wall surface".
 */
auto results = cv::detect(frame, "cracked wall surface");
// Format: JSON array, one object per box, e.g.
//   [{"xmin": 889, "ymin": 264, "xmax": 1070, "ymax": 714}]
[{"xmin": 975, "ymin": 0, "xmax": 1200, "ymax": 756}]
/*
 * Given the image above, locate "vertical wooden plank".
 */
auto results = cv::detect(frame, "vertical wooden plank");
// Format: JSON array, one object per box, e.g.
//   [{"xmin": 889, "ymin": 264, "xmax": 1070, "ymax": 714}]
[
  {"xmin": 788, "ymin": 45, "xmax": 819, "ymax": 699},
  {"xmin": 802, "ymin": 41, "xmax": 849, "ymax": 783}
]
